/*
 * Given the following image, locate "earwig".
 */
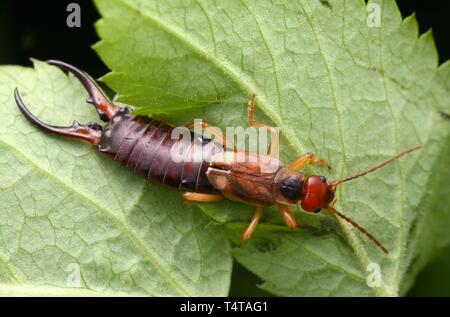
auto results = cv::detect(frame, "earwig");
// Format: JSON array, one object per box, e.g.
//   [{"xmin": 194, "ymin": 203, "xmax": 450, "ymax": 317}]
[{"xmin": 14, "ymin": 60, "xmax": 422, "ymax": 255}]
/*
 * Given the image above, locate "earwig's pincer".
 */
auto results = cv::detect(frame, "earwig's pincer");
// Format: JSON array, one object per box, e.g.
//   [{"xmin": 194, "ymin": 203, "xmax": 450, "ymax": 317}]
[
  {"xmin": 46, "ymin": 60, "xmax": 119, "ymax": 122},
  {"xmin": 14, "ymin": 59, "xmax": 121, "ymax": 145},
  {"xmin": 14, "ymin": 88, "xmax": 103, "ymax": 145}
]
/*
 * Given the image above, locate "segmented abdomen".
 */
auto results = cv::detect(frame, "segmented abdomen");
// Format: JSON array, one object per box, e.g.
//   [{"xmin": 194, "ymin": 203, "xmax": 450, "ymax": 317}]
[{"xmin": 97, "ymin": 108, "xmax": 224, "ymax": 193}]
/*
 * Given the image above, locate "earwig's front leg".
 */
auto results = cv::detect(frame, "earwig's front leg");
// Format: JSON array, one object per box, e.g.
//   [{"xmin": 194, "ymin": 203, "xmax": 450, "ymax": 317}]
[
  {"xmin": 242, "ymin": 206, "xmax": 263, "ymax": 241},
  {"xmin": 185, "ymin": 120, "xmax": 235, "ymax": 151},
  {"xmin": 289, "ymin": 152, "xmax": 332, "ymax": 171},
  {"xmin": 183, "ymin": 192, "xmax": 224, "ymax": 203},
  {"xmin": 278, "ymin": 205, "xmax": 300, "ymax": 229},
  {"xmin": 247, "ymin": 93, "xmax": 279, "ymax": 158}
]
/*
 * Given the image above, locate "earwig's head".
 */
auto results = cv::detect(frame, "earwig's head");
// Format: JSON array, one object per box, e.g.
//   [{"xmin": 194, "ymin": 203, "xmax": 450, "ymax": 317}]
[
  {"xmin": 300, "ymin": 175, "xmax": 334, "ymax": 212},
  {"xmin": 294, "ymin": 145, "xmax": 422, "ymax": 255}
]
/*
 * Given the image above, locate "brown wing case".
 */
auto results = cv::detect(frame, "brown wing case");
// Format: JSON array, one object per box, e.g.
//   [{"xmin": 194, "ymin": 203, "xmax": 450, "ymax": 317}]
[{"xmin": 206, "ymin": 151, "xmax": 284, "ymax": 206}]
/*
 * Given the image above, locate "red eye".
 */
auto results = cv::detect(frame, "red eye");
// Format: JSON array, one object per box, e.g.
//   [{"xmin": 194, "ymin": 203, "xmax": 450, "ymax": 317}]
[{"xmin": 300, "ymin": 176, "xmax": 333, "ymax": 212}]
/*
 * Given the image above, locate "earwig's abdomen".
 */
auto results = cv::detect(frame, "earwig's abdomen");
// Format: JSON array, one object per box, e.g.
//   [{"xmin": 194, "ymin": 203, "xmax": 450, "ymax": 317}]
[
  {"xmin": 179, "ymin": 137, "xmax": 223, "ymax": 193},
  {"xmin": 97, "ymin": 107, "xmax": 224, "ymax": 193}
]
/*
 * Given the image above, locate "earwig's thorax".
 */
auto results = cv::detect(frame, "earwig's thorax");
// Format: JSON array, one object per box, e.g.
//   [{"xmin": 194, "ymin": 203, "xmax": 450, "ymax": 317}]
[{"xmin": 273, "ymin": 168, "xmax": 304, "ymax": 205}]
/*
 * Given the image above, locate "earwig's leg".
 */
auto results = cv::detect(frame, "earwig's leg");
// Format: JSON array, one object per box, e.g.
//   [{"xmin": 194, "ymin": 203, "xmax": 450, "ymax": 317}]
[
  {"xmin": 242, "ymin": 206, "xmax": 263, "ymax": 241},
  {"xmin": 186, "ymin": 120, "xmax": 235, "ymax": 151},
  {"xmin": 14, "ymin": 89, "xmax": 102, "ymax": 145},
  {"xmin": 247, "ymin": 93, "xmax": 279, "ymax": 157},
  {"xmin": 46, "ymin": 60, "xmax": 119, "ymax": 122},
  {"xmin": 278, "ymin": 205, "xmax": 300, "ymax": 229},
  {"xmin": 289, "ymin": 152, "xmax": 332, "ymax": 171},
  {"xmin": 183, "ymin": 192, "xmax": 224, "ymax": 203}
]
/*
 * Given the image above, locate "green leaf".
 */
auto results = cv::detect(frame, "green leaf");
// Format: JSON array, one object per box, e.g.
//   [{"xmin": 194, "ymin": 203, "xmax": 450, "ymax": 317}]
[
  {"xmin": 94, "ymin": 0, "xmax": 450, "ymax": 296},
  {"xmin": 0, "ymin": 61, "xmax": 232, "ymax": 296}
]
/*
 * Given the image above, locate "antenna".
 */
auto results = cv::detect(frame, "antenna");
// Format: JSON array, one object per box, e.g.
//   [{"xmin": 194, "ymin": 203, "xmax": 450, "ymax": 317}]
[
  {"xmin": 326, "ymin": 206, "xmax": 388, "ymax": 255},
  {"xmin": 331, "ymin": 145, "xmax": 422, "ymax": 188}
]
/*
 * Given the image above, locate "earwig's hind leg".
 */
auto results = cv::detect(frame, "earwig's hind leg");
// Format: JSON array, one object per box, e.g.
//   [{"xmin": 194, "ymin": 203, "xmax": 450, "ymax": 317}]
[
  {"xmin": 247, "ymin": 93, "xmax": 279, "ymax": 157},
  {"xmin": 289, "ymin": 152, "xmax": 332, "ymax": 171},
  {"xmin": 186, "ymin": 120, "xmax": 235, "ymax": 151},
  {"xmin": 46, "ymin": 60, "xmax": 119, "ymax": 122},
  {"xmin": 182, "ymin": 192, "xmax": 224, "ymax": 203},
  {"xmin": 242, "ymin": 206, "xmax": 263, "ymax": 241},
  {"xmin": 14, "ymin": 88, "xmax": 103, "ymax": 145}
]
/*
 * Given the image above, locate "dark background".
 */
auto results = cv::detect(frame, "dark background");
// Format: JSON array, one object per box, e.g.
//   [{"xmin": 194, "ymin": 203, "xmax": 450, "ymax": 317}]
[{"xmin": 0, "ymin": 0, "xmax": 449, "ymax": 296}]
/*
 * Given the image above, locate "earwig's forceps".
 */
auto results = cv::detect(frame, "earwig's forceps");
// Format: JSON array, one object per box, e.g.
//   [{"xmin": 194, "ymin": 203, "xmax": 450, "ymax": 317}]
[
  {"xmin": 46, "ymin": 60, "xmax": 119, "ymax": 122},
  {"xmin": 14, "ymin": 60, "xmax": 120, "ymax": 146}
]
